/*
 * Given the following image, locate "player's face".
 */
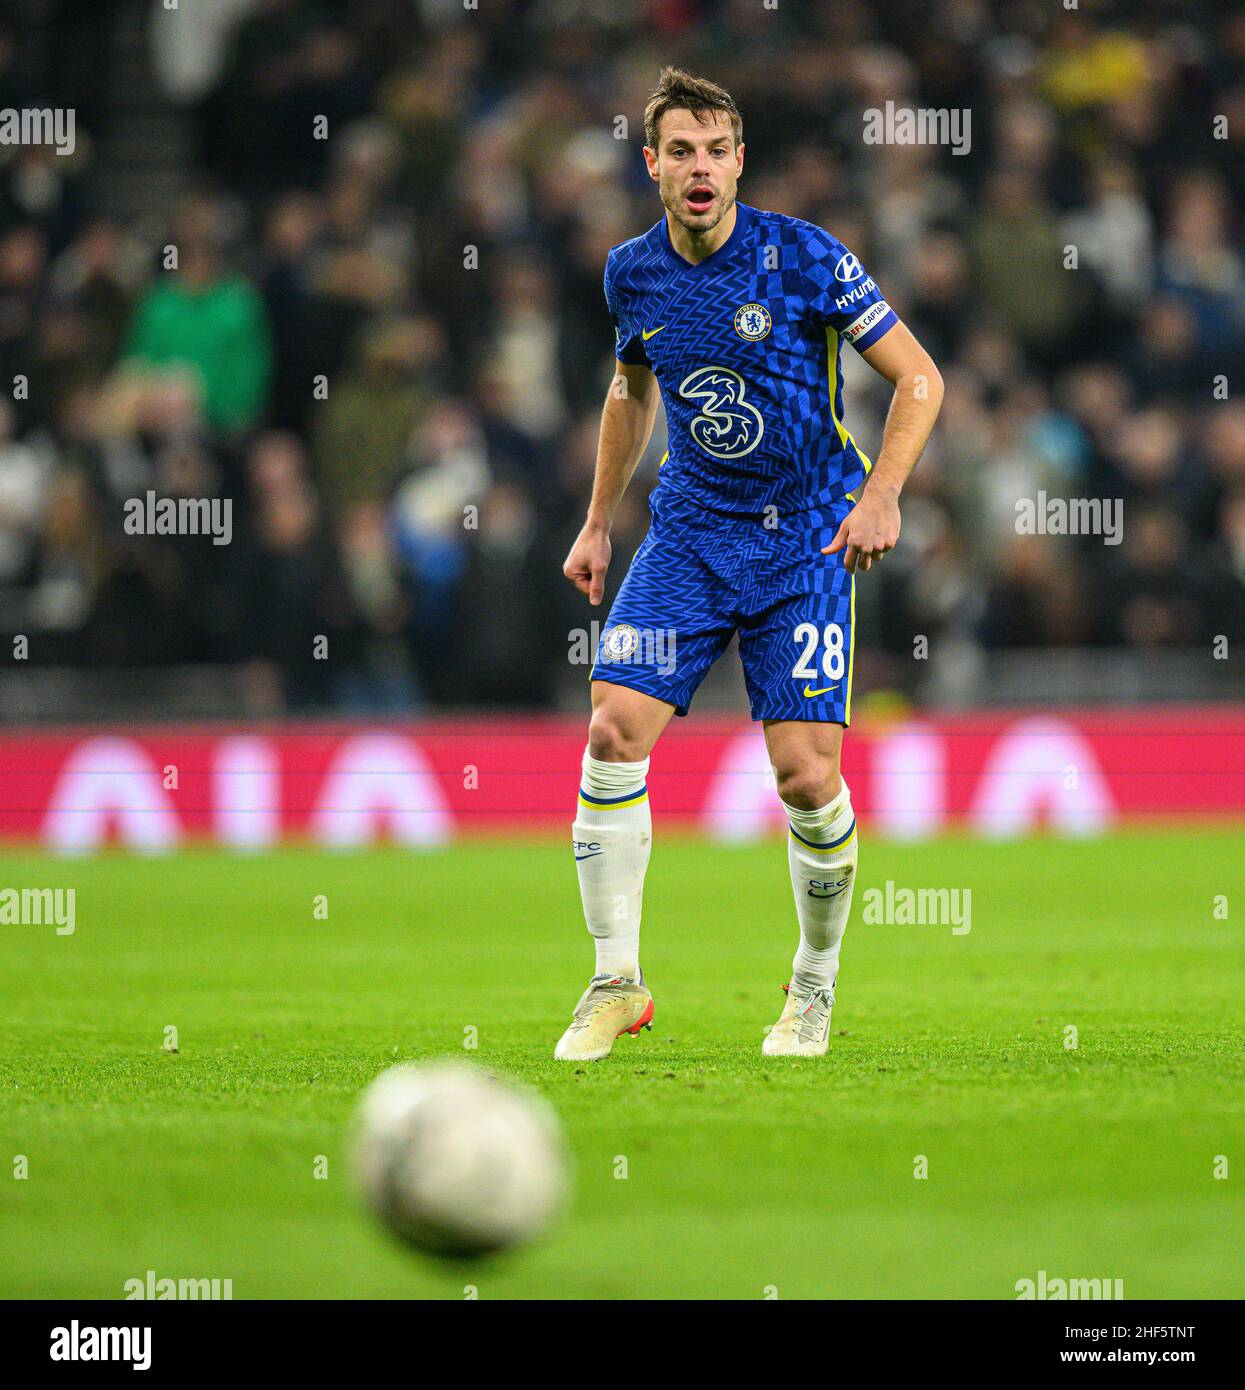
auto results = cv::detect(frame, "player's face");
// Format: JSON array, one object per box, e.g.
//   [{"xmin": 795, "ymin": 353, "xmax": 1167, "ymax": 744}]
[{"xmin": 645, "ymin": 108, "xmax": 743, "ymax": 235}]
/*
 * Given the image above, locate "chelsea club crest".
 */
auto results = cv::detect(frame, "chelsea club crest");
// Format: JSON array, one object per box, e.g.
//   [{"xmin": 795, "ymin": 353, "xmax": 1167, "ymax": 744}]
[
  {"xmin": 733, "ymin": 303, "xmax": 772, "ymax": 341},
  {"xmin": 601, "ymin": 624, "xmax": 639, "ymax": 662}
]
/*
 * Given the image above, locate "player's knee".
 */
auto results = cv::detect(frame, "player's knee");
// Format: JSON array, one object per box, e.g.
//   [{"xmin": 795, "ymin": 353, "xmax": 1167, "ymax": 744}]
[
  {"xmin": 775, "ymin": 765, "xmax": 842, "ymax": 811},
  {"xmin": 587, "ymin": 709, "xmax": 650, "ymax": 763}
]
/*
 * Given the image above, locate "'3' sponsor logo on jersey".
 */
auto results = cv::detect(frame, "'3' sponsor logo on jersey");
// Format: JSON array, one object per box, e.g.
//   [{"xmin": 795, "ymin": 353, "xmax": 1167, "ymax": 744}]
[{"xmin": 678, "ymin": 366, "xmax": 765, "ymax": 459}]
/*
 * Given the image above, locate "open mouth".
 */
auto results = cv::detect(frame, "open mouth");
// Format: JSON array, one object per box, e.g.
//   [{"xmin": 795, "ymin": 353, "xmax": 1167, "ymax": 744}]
[{"xmin": 685, "ymin": 185, "xmax": 715, "ymax": 214}]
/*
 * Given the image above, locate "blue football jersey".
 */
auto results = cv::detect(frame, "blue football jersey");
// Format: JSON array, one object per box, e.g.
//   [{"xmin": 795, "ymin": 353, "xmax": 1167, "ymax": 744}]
[{"xmin": 605, "ymin": 201, "xmax": 897, "ymax": 518}]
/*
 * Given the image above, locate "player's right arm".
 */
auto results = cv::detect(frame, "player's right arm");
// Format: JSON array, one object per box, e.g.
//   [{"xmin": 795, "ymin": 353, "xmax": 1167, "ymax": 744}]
[{"xmin": 562, "ymin": 362, "xmax": 659, "ymax": 606}]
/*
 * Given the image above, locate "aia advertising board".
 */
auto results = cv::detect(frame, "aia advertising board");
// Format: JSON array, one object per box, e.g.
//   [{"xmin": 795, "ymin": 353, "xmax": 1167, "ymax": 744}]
[{"xmin": 0, "ymin": 708, "xmax": 1242, "ymax": 851}]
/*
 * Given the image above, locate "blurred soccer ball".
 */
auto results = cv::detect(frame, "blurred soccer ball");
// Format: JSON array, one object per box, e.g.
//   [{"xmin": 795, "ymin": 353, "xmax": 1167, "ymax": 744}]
[{"xmin": 351, "ymin": 1061, "xmax": 570, "ymax": 1257}]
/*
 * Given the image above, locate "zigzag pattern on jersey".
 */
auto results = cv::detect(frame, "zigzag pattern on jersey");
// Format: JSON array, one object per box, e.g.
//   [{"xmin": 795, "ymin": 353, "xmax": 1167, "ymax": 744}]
[
  {"xmin": 604, "ymin": 204, "xmax": 887, "ymax": 519},
  {"xmin": 736, "ymin": 519, "xmax": 854, "ymax": 724},
  {"xmin": 591, "ymin": 486, "xmax": 854, "ymax": 722}
]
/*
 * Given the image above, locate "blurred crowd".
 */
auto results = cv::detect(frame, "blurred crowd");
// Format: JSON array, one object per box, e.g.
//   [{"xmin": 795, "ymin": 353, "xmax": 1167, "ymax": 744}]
[{"xmin": 1, "ymin": 0, "xmax": 1244, "ymax": 712}]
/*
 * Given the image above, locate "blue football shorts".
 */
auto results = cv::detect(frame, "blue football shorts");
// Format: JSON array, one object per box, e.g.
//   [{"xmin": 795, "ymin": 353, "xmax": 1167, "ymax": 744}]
[{"xmin": 590, "ymin": 483, "xmax": 856, "ymax": 724}]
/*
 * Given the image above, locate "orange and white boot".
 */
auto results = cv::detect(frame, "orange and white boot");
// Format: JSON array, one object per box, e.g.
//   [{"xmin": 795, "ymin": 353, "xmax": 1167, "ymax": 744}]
[{"xmin": 554, "ymin": 975, "xmax": 654, "ymax": 1061}]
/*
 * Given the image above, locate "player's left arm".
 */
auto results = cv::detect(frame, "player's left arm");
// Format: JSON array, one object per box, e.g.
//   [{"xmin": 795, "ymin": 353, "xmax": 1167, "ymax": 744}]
[{"xmin": 824, "ymin": 322, "xmax": 944, "ymax": 574}]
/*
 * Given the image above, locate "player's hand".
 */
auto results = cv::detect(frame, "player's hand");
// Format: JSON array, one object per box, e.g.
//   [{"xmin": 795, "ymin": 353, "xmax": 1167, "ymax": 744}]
[
  {"xmin": 823, "ymin": 488, "xmax": 901, "ymax": 574},
  {"xmin": 563, "ymin": 523, "xmax": 611, "ymax": 605}
]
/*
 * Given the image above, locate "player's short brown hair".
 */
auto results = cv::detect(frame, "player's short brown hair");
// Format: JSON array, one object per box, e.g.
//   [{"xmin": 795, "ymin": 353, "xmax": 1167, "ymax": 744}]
[{"xmin": 643, "ymin": 67, "xmax": 743, "ymax": 151}]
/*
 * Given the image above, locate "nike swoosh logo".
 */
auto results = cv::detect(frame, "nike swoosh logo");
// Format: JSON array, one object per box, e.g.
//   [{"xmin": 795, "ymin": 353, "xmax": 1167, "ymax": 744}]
[
  {"xmin": 803, "ymin": 685, "xmax": 839, "ymax": 698},
  {"xmin": 574, "ymin": 852, "xmax": 603, "ymax": 861},
  {"xmin": 641, "ymin": 326, "xmax": 666, "ymax": 341}
]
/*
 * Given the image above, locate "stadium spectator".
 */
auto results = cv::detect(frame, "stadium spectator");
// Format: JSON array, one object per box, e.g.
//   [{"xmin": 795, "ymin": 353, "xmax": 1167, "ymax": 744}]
[
  {"xmin": 121, "ymin": 196, "xmax": 274, "ymax": 435},
  {"xmin": 0, "ymin": 0, "xmax": 1242, "ymax": 712}
]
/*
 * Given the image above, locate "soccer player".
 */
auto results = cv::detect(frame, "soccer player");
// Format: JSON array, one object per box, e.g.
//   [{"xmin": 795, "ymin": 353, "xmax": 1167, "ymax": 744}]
[{"xmin": 555, "ymin": 68, "xmax": 943, "ymax": 1060}]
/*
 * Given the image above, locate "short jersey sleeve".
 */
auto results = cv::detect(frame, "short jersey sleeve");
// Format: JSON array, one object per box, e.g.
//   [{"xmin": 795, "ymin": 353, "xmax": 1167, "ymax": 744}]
[
  {"xmin": 803, "ymin": 229, "xmax": 898, "ymax": 353},
  {"xmin": 604, "ymin": 248, "xmax": 651, "ymax": 367}
]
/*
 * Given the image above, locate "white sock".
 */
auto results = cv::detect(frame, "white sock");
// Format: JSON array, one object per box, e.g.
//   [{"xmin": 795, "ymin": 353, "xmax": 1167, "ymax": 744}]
[
  {"xmin": 784, "ymin": 780, "xmax": 858, "ymax": 993},
  {"xmin": 572, "ymin": 749, "xmax": 651, "ymax": 981}
]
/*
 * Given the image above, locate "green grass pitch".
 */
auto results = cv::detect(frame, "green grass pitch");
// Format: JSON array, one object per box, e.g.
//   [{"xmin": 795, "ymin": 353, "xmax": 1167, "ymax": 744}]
[{"xmin": 1, "ymin": 828, "xmax": 1242, "ymax": 1300}]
